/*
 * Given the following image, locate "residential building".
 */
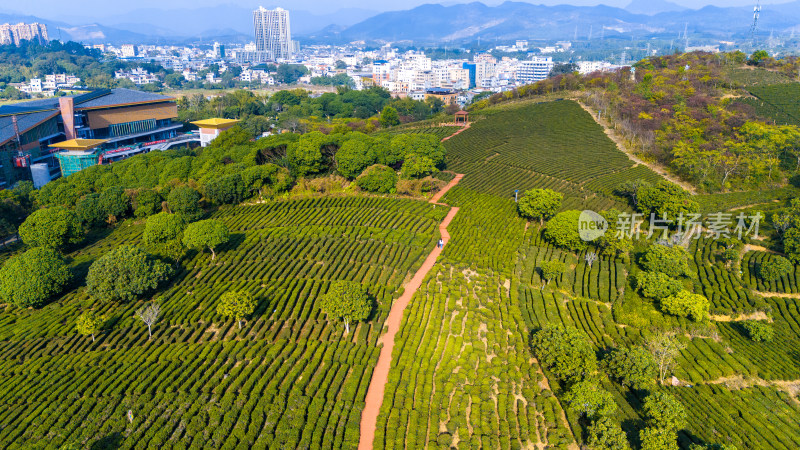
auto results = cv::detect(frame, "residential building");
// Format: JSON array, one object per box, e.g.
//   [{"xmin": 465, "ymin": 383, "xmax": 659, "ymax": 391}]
[
  {"xmin": 517, "ymin": 57, "xmax": 555, "ymax": 83},
  {"xmin": 0, "ymin": 22, "xmax": 48, "ymax": 46},
  {"xmin": 253, "ymin": 6, "xmax": 292, "ymax": 60},
  {"xmin": 121, "ymin": 45, "xmax": 138, "ymax": 58}
]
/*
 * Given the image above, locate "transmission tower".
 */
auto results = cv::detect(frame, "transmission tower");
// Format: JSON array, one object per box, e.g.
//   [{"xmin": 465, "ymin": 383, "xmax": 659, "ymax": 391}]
[{"xmin": 750, "ymin": 1, "xmax": 762, "ymax": 48}]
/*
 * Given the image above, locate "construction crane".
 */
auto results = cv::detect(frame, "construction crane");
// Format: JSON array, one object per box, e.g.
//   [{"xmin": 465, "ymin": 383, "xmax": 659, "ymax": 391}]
[{"xmin": 750, "ymin": 1, "xmax": 762, "ymax": 48}]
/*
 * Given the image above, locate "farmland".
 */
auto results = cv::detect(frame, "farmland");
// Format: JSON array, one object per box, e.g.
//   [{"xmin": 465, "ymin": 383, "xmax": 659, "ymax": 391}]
[
  {"xmin": 2, "ymin": 92, "xmax": 800, "ymax": 450},
  {"xmin": 0, "ymin": 197, "xmax": 446, "ymax": 448}
]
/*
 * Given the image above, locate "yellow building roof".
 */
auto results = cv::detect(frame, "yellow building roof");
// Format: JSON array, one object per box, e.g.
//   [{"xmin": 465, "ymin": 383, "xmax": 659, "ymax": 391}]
[
  {"xmin": 191, "ymin": 118, "xmax": 240, "ymax": 129},
  {"xmin": 48, "ymin": 139, "xmax": 108, "ymax": 151}
]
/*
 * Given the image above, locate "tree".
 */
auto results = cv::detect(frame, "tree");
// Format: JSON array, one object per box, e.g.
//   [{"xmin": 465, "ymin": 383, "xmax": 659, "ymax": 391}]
[
  {"xmin": 643, "ymin": 391, "xmax": 686, "ymax": 431},
  {"xmin": 517, "ymin": 189, "xmax": 563, "ymax": 225},
  {"xmin": 587, "ymin": 417, "xmax": 631, "ymax": 450},
  {"xmin": 135, "ymin": 302, "xmax": 161, "ymax": 339},
  {"xmin": 645, "ymin": 333, "xmax": 686, "ymax": 384},
  {"xmin": 616, "ymin": 179, "xmax": 650, "ymax": 208},
  {"xmin": 783, "ymin": 227, "xmax": 800, "ymax": 263},
  {"xmin": 205, "ymin": 173, "xmax": 245, "ymax": 205},
  {"xmin": 336, "ymin": 133, "xmax": 376, "ymax": 179},
  {"xmin": 217, "ymin": 290, "xmax": 257, "ymax": 329},
  {"xmin": 99, "ymin": 186, "xmax": 129, "ymax": 221},
  {"xmin": 380, "ymin": 105, "xmax": 400, "ymax": 127},
  {"xmin": 75, "ymin": 194, "xmax": 105, "ymax": 227},
  {"xmin": 334, "ymin": 60, "xmax": 347, "ymax": 69},
  {"xmin": 661, "ymin": 290, "xmax": 710, "ymax": 322},
  {"xmin": 757, "ymin": 256, "xmax": 792, "ymax": 281},
  {"xmin": 539, "ymin": 260, "xmax": 566, "ymax": 287},
  {"xmin": 400, "ymin": 154, "xmax": 438, "ymax": 179},
  {"xmin": 18, "ymin": 206, "xmax": 82, "ymax": 250},
  {"xmin": 167, "ymin": 186, "xmax": 202, "ymax": 221},
  {"xmin": 603, "ymin": 346, "xmax": 658, "ymax": 390},
  {"xmin": 85, "ymin": 245, "xmax": 172, "ymax": 303},
  {"xmin": 641, "ymin": 245, "xmax": 691, "ymax": 278},
  {"xmin": 742, "ymin": 320, "xmax": 774, "ymax": 342},
  {"xmin": 748, "ymin": 50, "xmax": 769, "ymax": 66},
  {"xmin": 287, "ymin": 131, "xmax": 327, "ymax": 176},
  {"xmin": 183, "ymin": 219, "xmax": 230, "ymax": 260},
  {"xmin": 0, "ymin": 247, "xmax": 71, "ymax": 308},
  {"xmin": 143, "ymin": 213, "xmax": 185, "ymax": 245},
  {"xmin": 544, "ymin": 210, "xmax": 588, "ymax": 252},
  {"xmin": 76, "ymin": 311, "xmax": 104, "ymax": 342},
  {"xmin": 355, "ymin": 164, "xmax": 398, "ymax": 193},
  {"xmin": 640, "ymin": 427, "xmax": 678, "ymax": 450},
  {"xmin": 319, "ymin": 280, "xmax": 371, "ymax": 334},
  {"xmin": 276, "ymin": 64, "xmax": 309, "ymax": 84},
  {"xmin": 563, "ymin": 381, "xmax": 618, "ymax": 419},
  {"xmin": 549, "ymin": 62, "xmax": 578, "ymax": 77},
  {"xmin": 530, "ymin": 325, "xmax": 597, "ymax": 383},
  {"xmin": 638, "ymin": 181, "xmax": 698, "ymax": 219},
  {"xmin": 636, "ymin": 271, "xmax": 683, "ymax": 300}
]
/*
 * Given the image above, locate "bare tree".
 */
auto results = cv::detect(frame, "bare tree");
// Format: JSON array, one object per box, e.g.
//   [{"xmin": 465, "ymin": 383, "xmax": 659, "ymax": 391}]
[
  {"xmin": 585, "ymin": 251, "xmax": 598, "ymax": 268},
  {"xmin": 135, "ymin": 303, "xmax": 161, "ymax": 339},
  {"xmin": 646, "ymin": 332, "xmax": 686, "ymax": 385}
]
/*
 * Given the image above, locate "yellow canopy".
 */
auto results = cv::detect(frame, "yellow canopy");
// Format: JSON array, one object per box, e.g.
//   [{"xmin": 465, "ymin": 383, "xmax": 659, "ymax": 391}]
[
  {"xmin": 48, "ymin": 139, "xmax": 108, "ymax": 151},
  {"xmin": 191, "ymin": 118, "xmax": 240, "ymax": 129}
]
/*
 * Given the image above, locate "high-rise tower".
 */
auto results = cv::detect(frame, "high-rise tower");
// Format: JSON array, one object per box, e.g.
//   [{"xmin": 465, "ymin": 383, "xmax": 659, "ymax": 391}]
[{"xmin": 253, "ymin": 7, "xmax": 292, "ymax": 60}]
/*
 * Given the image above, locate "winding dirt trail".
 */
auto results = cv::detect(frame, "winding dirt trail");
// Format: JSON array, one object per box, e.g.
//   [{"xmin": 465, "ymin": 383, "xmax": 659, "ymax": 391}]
[{"xmin": 358, "ymin": 174, "xmax": 464, "ymax": 449}]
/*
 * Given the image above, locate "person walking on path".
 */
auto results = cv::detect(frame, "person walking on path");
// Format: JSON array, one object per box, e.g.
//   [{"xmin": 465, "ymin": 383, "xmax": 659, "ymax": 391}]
[{"xmin": 438, "ymin": 238, "xmax": 444, "ymax": 249}]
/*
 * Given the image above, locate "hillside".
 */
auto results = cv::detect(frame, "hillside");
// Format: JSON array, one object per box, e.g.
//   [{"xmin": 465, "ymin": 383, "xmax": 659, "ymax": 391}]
[{"xmin": 1, "ymin": 93, "xmax": 800, "ymax": 449}]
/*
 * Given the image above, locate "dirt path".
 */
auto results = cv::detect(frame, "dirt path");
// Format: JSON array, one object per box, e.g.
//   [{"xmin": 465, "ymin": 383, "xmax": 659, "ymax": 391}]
[
  {"xmin": 358, "ymin": 175, "xmax": 464, "ymax": 449},
  {"xmin": 574, "ymin": 100, "xmax": 697, "ymax": 194},
  {"xmin": 440, "ymin": 122, "xmax": 471, "ymax": 141},
  {"xmin": 430, "ymin": 173, "xmax": 465, "ymax": 204}
]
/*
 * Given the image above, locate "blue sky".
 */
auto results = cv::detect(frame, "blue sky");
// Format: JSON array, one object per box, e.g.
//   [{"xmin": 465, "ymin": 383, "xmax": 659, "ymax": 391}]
[{"xmin": 2, "ymin": 0, "xmax": 784, "ymax": 18}]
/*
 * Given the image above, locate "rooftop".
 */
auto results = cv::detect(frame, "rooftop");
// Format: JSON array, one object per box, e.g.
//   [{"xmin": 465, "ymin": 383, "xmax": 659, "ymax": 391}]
[
  {"xmin": 48, "ymin": 139, "xmax": 108, "ymax": 151},
  {"xmin": 191, "ymin": 118, "xmax": 240, "ymax": 129}
]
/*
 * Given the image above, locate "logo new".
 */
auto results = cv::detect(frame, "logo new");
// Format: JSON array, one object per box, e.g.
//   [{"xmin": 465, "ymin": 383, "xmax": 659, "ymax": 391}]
[{"xmin": 578, "ymin": 210, "xmax": 608, "ymax": 242}]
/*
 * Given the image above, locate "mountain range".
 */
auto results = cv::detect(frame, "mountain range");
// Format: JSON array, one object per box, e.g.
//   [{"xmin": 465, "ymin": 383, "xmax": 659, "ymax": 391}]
[{"xmin": 1, "ymin": 1, "xmax": 799, "ymax": 45}]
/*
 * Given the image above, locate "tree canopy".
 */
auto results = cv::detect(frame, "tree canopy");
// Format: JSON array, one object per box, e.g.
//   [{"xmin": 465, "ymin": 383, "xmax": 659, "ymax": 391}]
[
  {"xmin": 0, "ymin": 247, "xmax": 71, "ymax": 308},
  {"xmin": 517, "ymin": 189, "xmax": 563, "ymax": 225},
  {"xmin": 603, "ymin": 346, "xmax": 658, "ymax": 390},
  {"xmin": 319, "ymin": 281, "xmax": 371, "ymax": 334},
  {"xmin": 85, "ymin": 245, "xmax": 172, "ymax": 303},
  {"xmin": 217, "ymin": 290, "xmax": 257, "ymax": 329},
  {"xmin": 182, "ymin": 219, "xmax": 230, "ymax": 260},
  {"xmin": 544, "ymin": 210, "xmax": 588, "ymax": 252},
  {"xmin": 531, "ymin": 325, "xmax": 597, "ymax": 383},
  {"xmin": 661, "ymin": 290, "xmax": 710, "ymax": 322},
  {"xmin": 640, "ymin": 245, "xmax": 691, "ymax": 278},
  {"xmin": 143, "ymin": 213, "xmax": 186, "ymax": 245},
  {"xmin": 18, "ymin": 206, "xmax": 83, "ymax": 250}
]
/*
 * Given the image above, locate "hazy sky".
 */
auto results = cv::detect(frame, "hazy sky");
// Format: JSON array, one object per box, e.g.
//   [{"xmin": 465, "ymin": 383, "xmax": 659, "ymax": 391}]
[{"xmin": 1, "ymin": 0, "xmax": 787, "ymax": 18}]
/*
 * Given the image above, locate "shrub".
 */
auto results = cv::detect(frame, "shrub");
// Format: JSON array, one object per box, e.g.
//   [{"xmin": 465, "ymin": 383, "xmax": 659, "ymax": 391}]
[
  {"xmin": 636, "ymin": 271, "xmax": 683, "ymax": 300},
  {"xmin": 757, "ymin": 256, "xmax": 792, "ymax": 281},
  {"xmin": 603, "ymin": 346, "xmax": 658, "ymax": 390},
  {"xmin": 661, "ymin": 290, "xmax": 710, "ymax": 322},
  {"xmin": 355, "ymin": 165, "xmax": 397, "ymax": 193},
  {"xmin": 741, "ymin": 320, "xmax": 774, "ymax": 342},
  {"xmin": 543, "ymin": 210, "xmax": 587, "ymax": 252},
  {"xmin": 641, "ymin": 245, "xmax": 691, "ymax": 278},
  {"xmin": 530, "ymin": 325, "xmax": 597, "ymax": 383}
]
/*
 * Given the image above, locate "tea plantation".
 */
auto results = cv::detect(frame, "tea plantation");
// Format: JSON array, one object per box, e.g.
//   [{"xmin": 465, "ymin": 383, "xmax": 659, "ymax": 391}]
[
  {"xmin": 0, "ymin": 197, "xmax": 447, "ymax": 448},
  {"xmin": 2, "ymin": 97, "xmax": 800, "ymax": 449}
]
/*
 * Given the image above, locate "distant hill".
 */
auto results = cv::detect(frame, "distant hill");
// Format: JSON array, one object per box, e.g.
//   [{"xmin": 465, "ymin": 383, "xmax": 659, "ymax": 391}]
[
  {"xmin": 625, "ymin": 0, "xmax": 686, "ymax": 15},
  {"xmin": 316, "ymin": 0, "xmax": 800, "ymax": 44}
]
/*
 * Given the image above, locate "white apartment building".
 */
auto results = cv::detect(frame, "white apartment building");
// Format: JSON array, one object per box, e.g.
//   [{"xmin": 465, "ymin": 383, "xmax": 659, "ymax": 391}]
[
  {"xmin": 516, "ymin": 57, "xmax": 555, "ymax": 84},
  {"xmin": 253, "ymin": 6, "xmax": 292, "ymax": 60},
  {"xmin": 121, "ymin": 45, "xmax": 138, "ymax": 58}
]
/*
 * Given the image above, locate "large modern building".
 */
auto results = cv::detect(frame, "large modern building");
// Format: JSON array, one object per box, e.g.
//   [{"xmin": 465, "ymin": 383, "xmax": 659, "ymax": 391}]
[
  {"xmin": 516, "ymin": 57, "xmax": 555, "ymax": 84},
  {"xmin": 0, "ymin": 88, "xmax": 180, "ymax": 188},
  {"xmin": 253, "ymin": 6, "xmax": 292, "ymax": 60},
  {"xmin": 0, "ymin": 22, "xmax": 48, "ymax": 46}
]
